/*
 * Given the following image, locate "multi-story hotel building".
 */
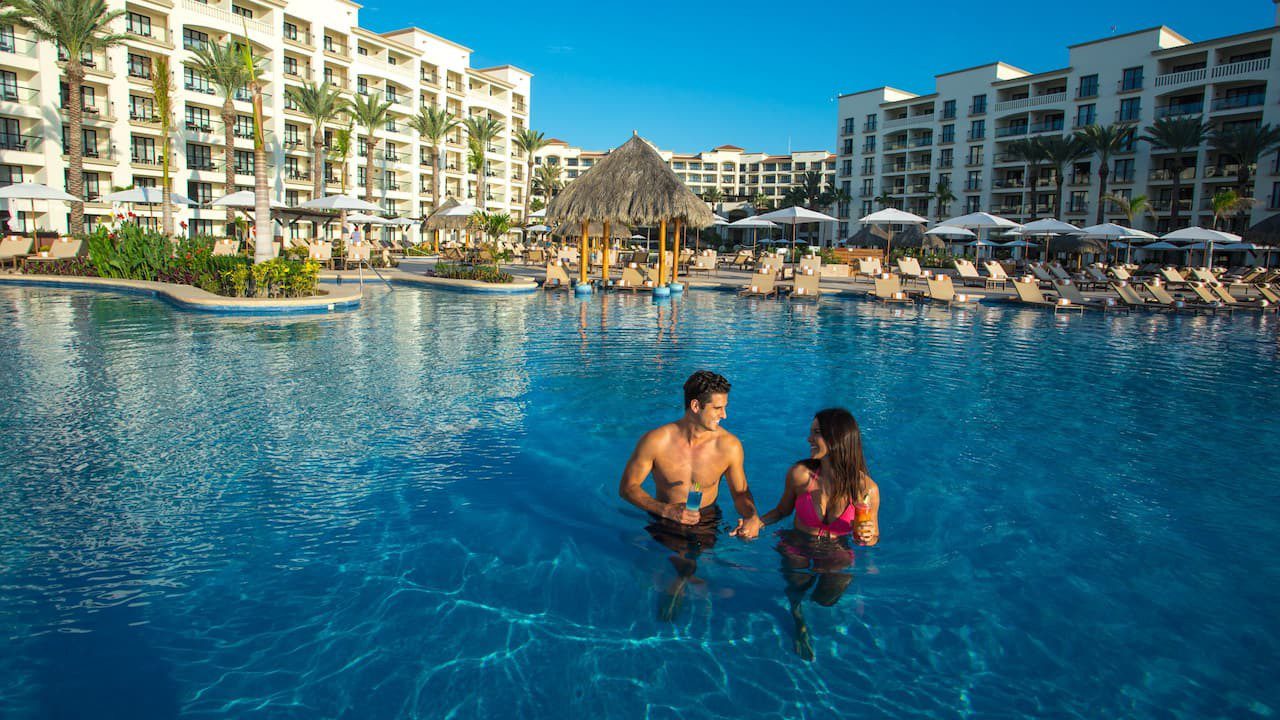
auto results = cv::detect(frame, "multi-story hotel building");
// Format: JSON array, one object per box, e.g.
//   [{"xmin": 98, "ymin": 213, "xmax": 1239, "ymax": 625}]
[
  {"xmin": 0, "ymin": 0, "xmax": 531, "ymax": 236},
  {"xmin": 835, "ymin": 13, "xmax": 1280, "ymax": 239},
  {"xmin": 534, "ymin": 139, "xmax": 838, "ymax": 242}
]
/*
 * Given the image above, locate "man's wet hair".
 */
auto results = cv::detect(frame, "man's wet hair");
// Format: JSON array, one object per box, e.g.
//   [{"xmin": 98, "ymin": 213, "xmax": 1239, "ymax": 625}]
[{"xmin": 683, "ymin": 370, "xmax": 730, "ymax": 409}]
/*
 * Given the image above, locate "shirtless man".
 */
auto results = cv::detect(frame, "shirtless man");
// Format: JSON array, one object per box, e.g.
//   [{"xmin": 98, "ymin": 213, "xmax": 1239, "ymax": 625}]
[{"xmin": 620, "ymin": 370, "xmax": 765, "ymax": 539}]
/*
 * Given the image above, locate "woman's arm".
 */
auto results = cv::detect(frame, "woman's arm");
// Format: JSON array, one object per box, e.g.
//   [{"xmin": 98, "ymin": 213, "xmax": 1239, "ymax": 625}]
[
  {"xmin": 855, "ymin": 480, "xmax": 880, "ymax": 546},
  {"xmin": 759, "ymin": 465, "xmax": 805, "ymax": 526}
]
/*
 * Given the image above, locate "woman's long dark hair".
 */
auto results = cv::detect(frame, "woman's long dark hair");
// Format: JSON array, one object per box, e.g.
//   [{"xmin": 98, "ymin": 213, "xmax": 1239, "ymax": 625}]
[{"xmin": 814, "ymin": 408, "xmax": 870, "ymax": 519}]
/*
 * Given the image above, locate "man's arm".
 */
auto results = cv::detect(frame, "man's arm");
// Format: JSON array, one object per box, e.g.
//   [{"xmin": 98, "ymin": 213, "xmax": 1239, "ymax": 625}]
[
  {"xmin": 724, "ymin": 438, "xmax": 763, "ymax": 539},
  {"xmin": 619, "ymin": 431, "xmax": 698, "ymax": 524}
]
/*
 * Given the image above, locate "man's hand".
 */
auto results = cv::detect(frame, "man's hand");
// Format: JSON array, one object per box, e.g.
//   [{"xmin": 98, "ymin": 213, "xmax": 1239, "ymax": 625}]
[
  {"xmin": 731, "ymin": 515, "xmax": 764, "ymax": 540},
  {"xmin": 661, "ymin": 503, "xmax": 700, "ymax": 526}
]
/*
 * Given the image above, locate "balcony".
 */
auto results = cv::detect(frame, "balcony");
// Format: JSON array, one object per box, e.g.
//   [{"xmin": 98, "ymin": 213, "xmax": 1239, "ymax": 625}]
[
  {"xmin": 969, "ymin": 104, "xmax": 986, "ymax": 116},
  {"xmin": 1068, "ymin": 175, "xmax": 1090, "ymax": 186},
  {"xmin": 966, "ymin": 130, "xmax": 985, "ymax": 141},
  {"xmin": 910, "ymin": 137, "xmax": 933, "ymax": 147},
  {"xmin": 863, "ymin": 121, "xmax": 877, "ymax": 132},
  {"xmin": 992, "ymin": 178, "xmax": 1024, "ymax": 190},
  {"xmin": 131, "ymin": 154, "xmax": 162, "ymax": 167},
  {"xmin": 1029, "ymin": 119, "xmax": 1065, "ymax": 134},
  {"xmin": 1204, "ymin": 164, "xmax": 1240, "ymax": 180},
  {"xmin": 995, "ymin": 124, "xmax": 1028, "ymax": 138},
  {"xmin": 283, "ymin": 29, "xmax": 314, "ymax": 49},
  {"xmin": 861, "ymin": 145, "xmax": 876, "ymax": 155},
  {"xmin": 1148, "ymin": 167, "xmax": 1195, "ymax": 182},
  {"xmin": 1153, "ymin": 66, "xmax": 1207, "ymax": 88},
  {"xmin": 993, "ymin": 91, "xmax": 1068, "ymax": 113},
  {"xmin": 1150, "ymin": 199, "xmax": 1193, "ymax": 213},
  {"xmin": 936, "ymin": 158, "xmax": 953, "ymax": 168},
  {"xmin": 1066, "ymin": 202, "xmax": 1088, "ymax": 214},
  {"xmin": 1210, "ymin": 93, "xmax": 1266, "ymax": 112},
  {"xmin": 1111, "ymin": 170, "xmax": 1135, "ymax": 183},
  {"xmin": 884, "ymin": 112, "xmax": 934, "ymax": 129},
  {"xmin": 1154, "ymin": 102, "xmax": 1203, "ymax": 120},
  {"xmin": 883, "ymin": 141, "xmax": 907, "ymax": 152},
  {"xmin": 1115, "ymin": 108, "xmax": 1142, "ymax": 124},
  {"xmin": 1116, "ymin": 79, "xmax": 1143, "ymax": 94},
  {"xmin": 182, "ymin": 0, "xmax": 271, "ymax": 37},
  {"xmin": 286, "ymin": 170, "xmax": 311, "ymax": 181},
  {"xmin": 964, "ymin": 181, "xmax": 982, "ymax": 191},
  {"xmin": 0, "ymin": 133, "xmax": 40, "ymax": 151},
  {"xmin": 1209, "ymin": 56, "xmax": 1271, "ymax": 80},
  {"xmin": 0, "ymin": 34, "xmax": 38, "ymax": 57},
  {"xmin": 187, "ymin": 160, "xmax": 216, "ymax": 171}
]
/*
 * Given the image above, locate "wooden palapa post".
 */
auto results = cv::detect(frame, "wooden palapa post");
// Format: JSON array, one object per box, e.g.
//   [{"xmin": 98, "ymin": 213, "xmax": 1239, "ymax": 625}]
[
  {"xmin": 657, "ymin": 220, "xmax": 668, "ymax": 285},
  {"xmin": 601, "ymin": 220, "xmax": 611, "ymax": 282},
  {"xmin": 579, "ymin": 220, "xmax": 589, "ymax": 284},
  {"xmin": 672, "ymin": 218, "xmax": 683, "ymax": 284}
]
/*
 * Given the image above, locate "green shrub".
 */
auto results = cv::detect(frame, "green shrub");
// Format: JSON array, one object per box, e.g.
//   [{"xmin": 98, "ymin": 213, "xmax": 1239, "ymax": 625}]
[{"xmin": 431, "ymin": 262, "xmax": 513, "ymax": 284}]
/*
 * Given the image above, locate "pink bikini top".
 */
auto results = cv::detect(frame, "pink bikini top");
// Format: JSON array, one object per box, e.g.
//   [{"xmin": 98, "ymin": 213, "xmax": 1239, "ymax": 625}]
[{"xmin": 795, "ymin": 469, "xmax": 857, "ymax": 537}]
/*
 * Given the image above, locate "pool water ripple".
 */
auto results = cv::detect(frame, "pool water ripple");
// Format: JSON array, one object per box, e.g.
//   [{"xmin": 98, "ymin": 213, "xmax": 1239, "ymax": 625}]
[{"xmin": 1, "ymin": 285, "xmax": 1278, "ymax": 718}]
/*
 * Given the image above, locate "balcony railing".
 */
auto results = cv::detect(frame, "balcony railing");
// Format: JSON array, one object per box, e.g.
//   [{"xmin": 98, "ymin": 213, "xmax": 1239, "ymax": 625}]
[
  {"xmin": 1029, "ymin": 119, "xmax": 1065, "ymax": 134},
  {"xmin": 1204, "ymin": 164, "xmax": 1240, "ymax": 179},
  {"xmin": 995, "ymin": 124, "xmax": 1027, "ymax": 138},
  {"xmin": 1211, "ymin": 94, "xmax": 1266, "ymax": 112},
  {"xmin": 286, "ymin": 170, "xmax": 310, "ymax": 181},
  {"xmin": 1068, "ymin": 175, "xmax": 1090, "ymax": 186},
  {"xmin": 936, "ymin": 158, "xmax": 953, "ymax": 168},
  {"xmin": 964, "ymin": 181, "xmax": 982, "ymax": 191},
  {"xmin": 1148, "ymin": 167, "xmax": 1196, "ymax": 181},
  {"xmin": 0, "ymin": 34, "xmax": 38, "ymax": 57},
  {"xmin": 992, "ymin": 91, "xmax": 1068, "ymax": 113},
  {"xmin": 966, "ymin": 130, "xmax": 985, "ymax": 141},
  {"xmin": 182, "ymin": 0, "xmax": 271, "ymax": 37},
  {"xmin": 1209, "ymin": 56, "xmax": 1270, "ymax": 79},
  {"xmin": 1111, "ymin": 170, "xmax": 1135, "ymax": 183},
  {"xmin": 1116, "ymin": 79, "xmax": 1143, "ymax": 93},
  {"xmin": 884, "ymin": 112, "xmax": 934, "ymax": 128},
  {"xmin": 1153, "ymin": 66, "xmax": 1206, "ymax": 88},
  {"xmin": 1115, "ymin": 108, "xmax": 1142, "ymax": 123},
  {"xmin": 0, "ymin": 133, "xmax": 40, "ymax": 151},
  {"xmin": 1154, "ymin": 102, "xmax": 1203, "ymax": 120}
]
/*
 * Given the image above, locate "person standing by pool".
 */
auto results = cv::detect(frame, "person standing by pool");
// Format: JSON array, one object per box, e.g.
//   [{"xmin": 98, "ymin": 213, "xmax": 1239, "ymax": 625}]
[
  {"xmin": 759, "ymin": 408, "xmax": 880, "ymax": 659},
  {"xmin": 620, "ymin": 370, "xmax": 765, "ymax": 617}
]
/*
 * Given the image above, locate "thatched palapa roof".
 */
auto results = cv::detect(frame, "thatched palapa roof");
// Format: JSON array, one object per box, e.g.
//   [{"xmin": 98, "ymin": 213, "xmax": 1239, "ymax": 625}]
[
  {"xmin": 1244, "ymin": 214, "xmax": 1280, "ymax": 248},
  {"xmin": 546, "ymin": 134, "xmax": 715, "ymax": 229},
  {"xmin": 423, "ymin": 197, "xmax": 477, "ymax": 230},
  {"xmin": 551, "ymin": 221, "xmax": 632, "ymax": 240}
]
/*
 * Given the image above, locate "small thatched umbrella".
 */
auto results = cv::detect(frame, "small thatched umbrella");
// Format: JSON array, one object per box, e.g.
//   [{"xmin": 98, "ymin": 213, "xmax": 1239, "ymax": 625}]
[
  {"xmin": 1244, "ymin": 214, "xmax": 1280, "ymax": 268},
  {"xmin": 1053, "ymin": 234, "xmax": 1108, "ymax": 269},
  {"xmin": 546, "ymin": 133, "xmax": 713, "ymax": 292},
  {"xmin": 424, "ymin": 197, "xmax": 479, "ymax": 251}
]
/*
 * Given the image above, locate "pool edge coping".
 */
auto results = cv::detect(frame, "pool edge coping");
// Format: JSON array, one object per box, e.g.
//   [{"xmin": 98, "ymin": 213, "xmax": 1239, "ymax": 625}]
[{"xmin": 0, "ymin": 274, "xmax": 363, "ymax": 315}]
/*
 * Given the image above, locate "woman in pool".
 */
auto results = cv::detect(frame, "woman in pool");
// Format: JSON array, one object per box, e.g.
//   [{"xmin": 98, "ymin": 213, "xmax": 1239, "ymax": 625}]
[{"xmin": 760, "ymin": 407, "xmax": 880, "ymax": 660}]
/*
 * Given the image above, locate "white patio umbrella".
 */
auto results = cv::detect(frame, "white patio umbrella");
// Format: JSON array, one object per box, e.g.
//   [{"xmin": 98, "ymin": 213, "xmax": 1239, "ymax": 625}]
[
  {"xmin": 941, "ymin": 211, "xmax": 1020, "ymax": 230},
  {"xmin": 859, "ymin": 208, "xmax": 928, "ymax": 261},
  {"xmin": 0, "ymin": 183, "xmax": 78, "ymax": 234},
  {"xmin": 728, "ymin": 216, "xmax": 779, "ymax": 253},
  {"xmin": 526, "ymin": 224, "xmax": 552, "ymax": 233},
  {"xmin": 925, "ymin": 225, "xmax": 976, "ymax": 237},
  {"xmin": 529, "ymin": 207, "xmax": 546, "ymax": 218},
  {"xmin": 346, "ymin": 212, "xmax": 395, "ymax": 225},
  {"xmin": 102, "ymin": 187, "xmax": 196, "ymax": 206},
  {"xmin": 300, "ymin": 194, "xmax": 382, "ymax": 212},
  {"xmin": 1161, "ymin": 226, "xmax": 1241, "ymax": 270},
  {"xmin": 208, "ymin": 190, "xmax": 286, "ymax": 209},
  {"xmin": 1075, "ymin": 222, "xmax": 1157, "ymax": 264},
  {"xmin": 757, "ymin": 206, "xmax": 838, "ymax": 260},
  {"xmin": 712, "ymin": 213, "xmax": 729, "ymax": 225}
]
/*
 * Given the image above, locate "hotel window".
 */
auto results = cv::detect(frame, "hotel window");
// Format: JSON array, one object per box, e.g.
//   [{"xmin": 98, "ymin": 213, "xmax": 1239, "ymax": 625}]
[
  {"xmin": 0, "ymin": 25, "xmax": 13, "ymax": 53},
  {"xmin": 966, "ymin": 145, "xmax": 983, "ymax": 165},
  {"xmin": 1118, "ymin": 98, "xmax": 1141, "ymax": 123},
  {"xmin": 968, "ymin": 120, "xmax": 985, "ymax": 141},
  {"xmin": 1077, "ymin": 74, "xmax": 1098, "ymax": 98},
  {"xmin": 965, "ymin": 170, "xmax": 981, "ymax": 191},
  {"xmin": 841, "ymin": 159, "xmax": 853, "ymax": 175},
  {"xmin": 283, "ymin": 56, "xmax": 298, "ymax": 76},
  {"xmin": 357, "ymin": 77, "xmax": 368, "ymax": 95},
  {"xmin": 128, "ymin": 96, "xmax": 152, "ymax": 121},
  {"xmin": 1120, "ymin": 66, "xmax": 1143, "ymax": 92},
  {"xmin": 323, "ymin": 68, "xmax": 335, "ymax": 85},
  {"xmin": 0, "ymin": 71, "xmax": 16, "ymax": 101},
  {"xmin": 965, "ymin": 196, "xmax": 980, "ymax": 212},
  {"xmin": 842, "ymin": 138, "xmax": 854, "ymax": 154},
  {"xmin": 388, "ymin": 56, "xmax": 398, "ymax": 66},
  {"xmin": 863, "ymin": 137, "xmax": 875, "ymax": 152},
  {"xmin": 234, "ymin": 116, "xmax": 252, "ymax": 138},
  {"xmin": 1069, "ymin": 191, "xmax": 1088, "ymax": 212},
  {"xmin": 939, "ymin": 148, "xmax": 953, "ymax": 167},
  {"xmin": 184, "ymin": 106, "xmax": 210, "ymax": 131},
  {"xmin": 133, "ymin": 176, "xmax": 156, "ymax": 189},
  {"xmin": 942, "ymin": 99, "xmax": 956, "ymax": 120},
  {"xmin": 861, "ymin": 200, "xmax": 872, "ymax": 216},
  {"xmin": 860, "ymin": 158, "xmax": 874, "ymax": 174},
  {"xmin": 62, "ymin": 126, "xmax": 97, "ymax": 155},
  {"xmin": 841, "ymin": 117, "xmax": 855, "ymax": 134},
  {"xmin": 126, "ymin": 11, "xmax": 152, "ymax": 37},
  {"xmin": 940, "ymin": 124, "xmax": 955, "ymax": 143},
  {"xmin": 324, "ymin": 36, "xmax": 335, "ymax": 52},
  {"xmin": 1075, "ymin": 104, "xmax": 1095, "ymax": 127},
  {"xmin": 863, "ymin": 113, "xmax": 877, "ymax": 132},
  {"xmin": 285, "ymin": 190, "xmax": 300, "ymax": 206},
  {"xmin": 0, "ymin": 118, "xmax": 19, "ymax": 150},
  {"xmin": 386, "ymin": 87, "xmax": 399, "ymax": 103},
  {"xmin": 357, "ymin": 46, "xmax": 368, "ymax": 56},
  {"xmin": 860, "ymin": 179, "xmax": 873, "ymax": 195},
  {"xmin": 231, "ymin": 4, "xmax": 252, "ymax": 18},
  {"xmin": 130, "ymin": 135, "xmax": 156, "ymax": 163},
  {"xmin": 0, "ymin": 164, "xmax": 22, "ymax": 187},
  {"xmin": 127, "ymin": 53, "xmax": 151, "ymax": 79},
  {"xmin": 1270, "ymin": 183, "xmax": 1279, "ymax": 210},
  {"xmin": 970, "ymin": 94, "xmax": 986, "ymax": 115},
  {"xmin": 283, "ymin": 22, "xmax": 298, "ymax": 40},
  {"xmin": 189, "ymin": 219, "xmax": 214, "ymax": 237},
  {"xmin": 284, "ymin": 124, "xmax": 300, "ymax": 145},
  {"xmin": 1113, "ymin": 159, "xmax": 1134, "ymax": 182},
  {"xmin": 186, "ymin": 181, "xmax": 212, "ymax": 204},
  {"xmin": 183, "ymin": 67, "xmax": 212, "ymax": 94},
  {"xmin": 183, "ymin": 28, "xmax": 209, "ymax": 51},
  {"xmin": 186, "ymin": 143, "xmax": 212, "ymax": 170},
  {"xmin": 234, "ymin": 150, "xmax": 253, "ymax": 174}
]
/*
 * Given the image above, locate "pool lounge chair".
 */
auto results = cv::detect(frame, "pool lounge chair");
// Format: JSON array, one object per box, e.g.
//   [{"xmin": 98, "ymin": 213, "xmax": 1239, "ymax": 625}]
[
  {"xmin": 1187, "ymin": 267, "xmax": 1218, "ymax": 284},
  {"xmin": 212, "ymin": 239, "xmax": 240, "ymax": 257},
  {"xmin": 1185, "ymin": 282, "xmax": 1236, "ymax": 313},
  {"xmin": 869, "ymin": 274, "xmax": 912, "ymax": 304},
  {"xmin": 0, "ymin": 236, "xmax": 33, "ymax": 269},
  {"xmin": 1142, "ymin": 282, "xmax": 1213, "ymax": 313},
  {"xmin": 1205, "ymin": 282, "xmax": 1274, "ymax": 312},
  {"xmin": 726, "ymin": 250, "xmax": 754, "ymax": 270},
  {"xmin": 543, "ymin": 262, "xmax": 573, "ymax": 291},
  {"xmin": 1159, "ymin": 267, "xmax": 1190, "ymax": 287},
  {"xmin": 688, "ymin": 254, "xmax": 717, "ymax": 277},
  {"xmin": 308, "ymin": 241, "xmax": 334, "ymax": 269},
  {"xmin": 925, "ymin": 275, "xmax": 980, "ymax": 307},
  {"xmin": 1028, "ymin": 263, "xmax": 1057, "ymax": 287},
  {"xmin": 756, "ymin": 256, "xmax": 783, "ymax": 279},
  {"xmin": 1012, "ymin": 278, "xmax": 1082, "ymax": 313},
  {"xmin": 606, "ymin": 266, "xmax": 650, "ymax": 292},
  {"xmin": 798, "ymin": 256, "xmax": 822, "ymax": 276},
  {"xmin": 1051, "ymin": 279, "xmax": 1125, "ymax": 312},
  {"xmin": 1108, "ymin": 265, "xmax": 1133, "ymax": 282},
  {"xmin": 524, "ymin": 248, "xmax": 546, "ymax": 266},
  {"xmin": 857, "ymin": 257, "xmax": 883, "ymax": 282},
  {"xmin": 790, "ymin": 271, "xmax": 821, "ymax": 301},
  {"xmin": 953, "ymin": 258, "xmax": 989, "ymax": 288},
  {"xmin": 1110, "ymin": 281, "xmax": 1157, "ymax": 311},
  {"xmin": 739, "ymin": 270, "xmax": 778, "ymax": 298},
  {"xmin": 982, "ymin": 260, "xmax": 1012, "ymax": 289},
  {"xmin": 22, "ymin": 237, "xmax": 83, "ymax": 270},
  {"xmin": 896, "ymin": 256, "xmax": 924, "ymax": 284},
  {"xmin": 1254, "ymin": 283, "xmax": 1280, "ymax": 304},
  {"xmin": 343, "ymin": 242, "xmax": 371, "ymax": 270},
  {"xmin": 1081, "ymin": 266, "xmax": 1112, "ymax": 290}
]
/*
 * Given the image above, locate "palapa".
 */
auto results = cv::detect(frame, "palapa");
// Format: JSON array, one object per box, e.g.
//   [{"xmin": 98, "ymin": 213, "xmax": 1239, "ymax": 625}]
[{"xmin": 546, "ymin": 134, "xmax": 714, "ymax": 287}]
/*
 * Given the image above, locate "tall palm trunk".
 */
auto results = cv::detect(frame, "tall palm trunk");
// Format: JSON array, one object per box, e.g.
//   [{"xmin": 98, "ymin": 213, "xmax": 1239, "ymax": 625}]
[
  {"xmin": 1054, "ymin": 175, "xmax": 1065, "ymax": 218},
  {"xmin": 160, "ymin": 114, "xmax": 172, "ymax": 236},
  {"xmin": 1094, "ymin": 164, "xmax": 1109, "ymax": 224},
  {"xmin": 523, "ymin": 155, "xmax": 534, "ymax": 226},
  {"xmin": 433, "ymin": 141, "xmax": 445, "ymax": 250},
  {"xmin": 364, "ymin": 135, "xmax": 379, "ymax": 205},
  {"xmin": 65, "ymin": 62, "xmax": 85, "ymax": 234},
  {"xmin": 1170, "ymin": 154, "xmax": 1185, "ymax": 227},
  {"xmin": 311, "ymin": 128, "xmax": 324, "ymax": 199},
  {"xmin": 251, "ymin": 81, "xmax": 270, "ymax": 263},
  {"xmin": 221, "ymin": 101, "xmax": 235, "ymax": 227},
  {"xmin": 475, "ymin": 162, "xmax": 485, "ymax": 212}
]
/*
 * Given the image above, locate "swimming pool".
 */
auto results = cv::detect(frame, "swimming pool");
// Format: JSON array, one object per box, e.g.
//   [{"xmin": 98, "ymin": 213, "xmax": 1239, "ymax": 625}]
[{"xmin": 1, "ymin": 285, "xmax": 1277, "ymax": 719}]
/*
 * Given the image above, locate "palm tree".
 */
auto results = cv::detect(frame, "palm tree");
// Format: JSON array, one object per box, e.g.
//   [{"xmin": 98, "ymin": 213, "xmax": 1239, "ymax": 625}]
[
  {"xmin": 347, "ymin": 92, "xmax": 393, "ymax": 205},
  {"xmin": 1040, "ymin": 134, "xmax": 1089, "ymax": 218},
  {"xmin": 1006, "ymin": 138, "xmax": 1047, "ymax": 218},
  {"xmin": 472, "ymin": 210, "xmax": 511, "ymax": 268},
  {"xmin": 533, "ymin": 163, "xmax": 562, "ymax": 204},
  {"xmin": 513, "ymin": 128, "xmax": 549, "ymax": 226},
  {"xmin": 462, "ymin": 116, "xmax": 504, "ymax": 211},
  {"xmin": 1, "ymin": 0, "xmax": 127, "ymax": 234},
  {"xmin": 1075, "ymin": 124, "xmax": 1132, "ymax": 224},
  {"xmin": 933, "ymin": 178, "xmax": 956, "ymax": 222},
  {"xmin": 151, "ymin": 54, "xmax": 174, "ymax": 236},
  {"xmin": 188, "ymin": 39, "xmax": 258, "ymax": 227},
  {"xmin": 702, "ymin": 187, "xmax": 723, "ymax": 208},
  {"xmin": 824, "ymin": 183, "xmax": 851, "ymax": 214},
  {"xmin": 1211, "ymin": 123, "xmax": 1280, "ymax": 195},
  {"xmin": 287, "ymin": 81, "xmax": 346, "ymax": 200},
  {"xmin": 237, "ymin": 33, "xmax": 269, "ymax": 262},
  {"xmin": 1102, "ymin": 193, "xmax": 1156, "ymax": 229},
  {"xmin": 328, "ymin": 122, "xmax": 352, "ymax": 194},
  {"xmin": 749, "ymin": 191, "xmax": 771, "ymax": 212},
  {"xmin": 1140, "ymin": 117, "xmax": 1209, "ymax": 228},
  {"xmin": 1209, "ymin": 189, "xmax": 1256, "ymax": 231},
  {"xmin": 873, "ymin": 190, "xmax": 897, "ymax": 209},
  {"xmin": 409, "ymin": 106, "xmax": 458, "ymax": 249}
]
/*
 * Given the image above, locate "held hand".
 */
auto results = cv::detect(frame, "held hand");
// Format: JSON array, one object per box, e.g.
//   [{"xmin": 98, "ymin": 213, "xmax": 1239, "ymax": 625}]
[
  {"xmin": 662, "ymin": 503, "xmax": 700, "ymax": 526},
  {"xmin": 854, "ymin": 521, "xmax": 877, "ymax": 546},
  {"xmin": 731, "ymin": 515, "xmax": 764, "ymax": 540}
]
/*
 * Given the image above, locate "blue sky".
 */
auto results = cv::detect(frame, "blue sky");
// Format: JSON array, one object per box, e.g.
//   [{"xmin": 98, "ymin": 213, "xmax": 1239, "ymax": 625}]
[{"xmin": 359, "ymin": 0, "xmax": 1275, "ymax": 155}]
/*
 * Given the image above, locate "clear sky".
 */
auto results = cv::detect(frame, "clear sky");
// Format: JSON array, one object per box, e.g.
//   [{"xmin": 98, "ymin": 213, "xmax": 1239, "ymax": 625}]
[{"xmin": 358, "ymin": 0, "xmax": 1276, "ymax": 155}]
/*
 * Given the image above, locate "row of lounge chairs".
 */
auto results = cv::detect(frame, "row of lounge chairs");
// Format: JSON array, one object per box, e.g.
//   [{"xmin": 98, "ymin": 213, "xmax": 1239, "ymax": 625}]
[{"xmin": 0, "ymin": 236, "xmax": 84, "ymax": 270}]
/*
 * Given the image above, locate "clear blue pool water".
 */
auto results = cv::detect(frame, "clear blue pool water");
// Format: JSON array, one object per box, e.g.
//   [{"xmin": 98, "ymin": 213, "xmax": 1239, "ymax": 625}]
[{"xmin": 1, "ymin": 285, "xmax": 1278, "ymax": 719}]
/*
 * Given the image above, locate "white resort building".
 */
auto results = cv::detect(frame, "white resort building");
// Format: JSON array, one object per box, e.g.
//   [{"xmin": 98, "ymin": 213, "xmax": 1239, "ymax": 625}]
[
  {"xmin": 0, "ymin": 0, "xmax": 532, "ymax": 236},
  {"xmin": 835, "ymin": 11, "xmax": 1280, "ymax": 239},
  {"xmin": 534, "ymin": 139, "xmax": 838, "ymax": 243}
]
